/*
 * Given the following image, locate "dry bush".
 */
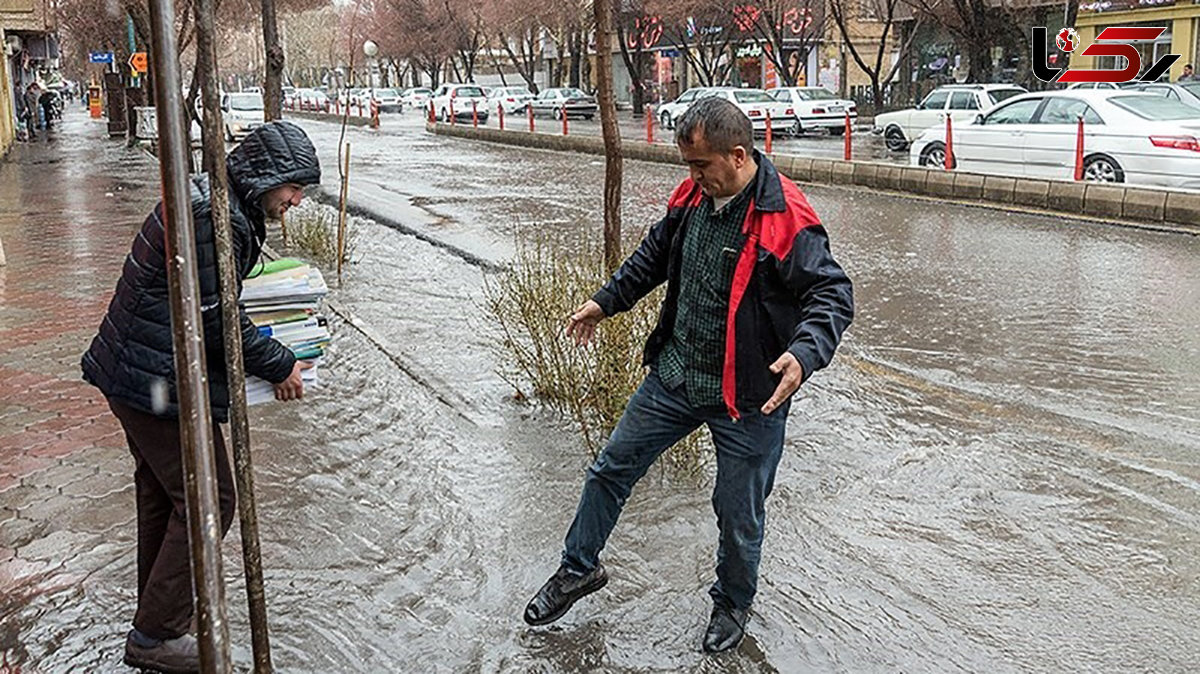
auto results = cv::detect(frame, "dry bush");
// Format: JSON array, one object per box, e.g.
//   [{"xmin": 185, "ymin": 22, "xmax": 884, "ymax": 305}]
[
  {"xmin": 282, "ymin": 200, "xmax": 356, "ymax": 269},
  {"xmin": 485, "ymin": 231, "xmax": 707, "ymax": 474}
]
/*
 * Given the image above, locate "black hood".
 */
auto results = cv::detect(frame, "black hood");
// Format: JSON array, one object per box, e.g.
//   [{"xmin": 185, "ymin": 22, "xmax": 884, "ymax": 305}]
[{"xmin": 226, "ymin": 120, "xmax": 321, "ymax": 215}]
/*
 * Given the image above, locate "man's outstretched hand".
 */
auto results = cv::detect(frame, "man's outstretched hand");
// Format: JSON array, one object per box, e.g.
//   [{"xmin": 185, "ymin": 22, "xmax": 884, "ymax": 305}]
[
  {"xmin": 762, "ymin": 352, "xmax": 804, "ymax": 415},
  {"xmin": 565, "ymin": 300, "xmax": 606, "ymax": 347}
]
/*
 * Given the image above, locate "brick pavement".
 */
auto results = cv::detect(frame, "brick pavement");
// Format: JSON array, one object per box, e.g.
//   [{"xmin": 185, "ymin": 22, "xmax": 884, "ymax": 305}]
[{"xmin": 0, "ymin": 112, "xmax": 162, "ymax": 669}]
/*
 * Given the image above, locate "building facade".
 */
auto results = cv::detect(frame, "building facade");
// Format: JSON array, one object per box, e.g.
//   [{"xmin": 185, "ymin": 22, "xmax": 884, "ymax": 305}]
[
  {"xmin": 2, "ymin": 0, "xmax": 58, "ymax": 154},
  {"xmin": 1074, "ymin": 0, "xmax": 1198, "ymax": 81}
]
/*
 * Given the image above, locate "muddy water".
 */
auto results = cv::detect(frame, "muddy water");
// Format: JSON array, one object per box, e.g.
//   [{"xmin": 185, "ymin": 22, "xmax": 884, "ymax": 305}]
[{"xmin": 5, "ymin": 113, "xmax": 1200, "ymax": 672}]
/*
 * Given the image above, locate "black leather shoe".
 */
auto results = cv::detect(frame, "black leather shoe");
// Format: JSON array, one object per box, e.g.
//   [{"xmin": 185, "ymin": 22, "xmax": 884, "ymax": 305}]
[
  {"xmin": 702, "ymin": 604, "xmax": 749, "ymax": 653},
  {"xmin": 523, "ymin": 564, "xmax": 608, "ymax": 626}
]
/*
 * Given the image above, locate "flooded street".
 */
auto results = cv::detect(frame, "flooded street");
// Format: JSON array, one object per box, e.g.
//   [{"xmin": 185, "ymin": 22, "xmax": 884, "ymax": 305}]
[{"xmin": 3, "ymin": 112, "xmax": 1199, "ymax": 672}]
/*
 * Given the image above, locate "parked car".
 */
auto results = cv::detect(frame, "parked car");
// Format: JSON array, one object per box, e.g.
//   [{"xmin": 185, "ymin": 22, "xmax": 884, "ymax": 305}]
[
  {"xmin": 222, "ymin": 91, "xmax": 265, "ymax": 141},
  {"xmin": 699, "ymin": 87, "xmax": 794, "ymax": 134},
  {"xmin": 874, "ymin": 84, "xmax": 1027, "ymax": 151},
  {"xmin": 295, "ymin": 88, "xmax": 329, "ymax": 111},
  {"xmin": 657, "ymin": 87, "xmax": 713, "ymax": 129},
  {"xmin": 372, "ymin": 88, "xmax": 403, "ymax": 113},
  {"xmin": 769, "ymin": 86, "xmax": 857, "ymax": 135},
  {"xmin": 908, "ymin": 90, "xmax": 1200, "ymax": 190},
  {"xmin": 431, "ymin": 83, "xmax": 490, "ymax": 122},
  {"xmin": 1123, "ymin": 81, "xmax": 1200, "ymax": 111},
  {"xmin": 401, "ymin": 87, "xmax": 433, "ymax": 109},
  {"xmin": 487, "ymin": 85, "xmax": 536, "ymax": 114},
  {"xmin": 530, "ymin": 87, "xmax": 598, "ymax": 120}
]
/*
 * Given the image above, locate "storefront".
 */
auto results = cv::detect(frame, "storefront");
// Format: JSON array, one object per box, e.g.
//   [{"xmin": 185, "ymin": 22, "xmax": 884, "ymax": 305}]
[{"xmin": 1076, "ymin": 0, "xmax": 1198, "ymax": 81}]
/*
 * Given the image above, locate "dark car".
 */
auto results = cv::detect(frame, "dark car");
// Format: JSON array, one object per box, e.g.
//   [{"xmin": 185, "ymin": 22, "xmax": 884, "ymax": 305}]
[{"xmin": 529, "ymin": 87, "xmax": 598, "ymax": 120}]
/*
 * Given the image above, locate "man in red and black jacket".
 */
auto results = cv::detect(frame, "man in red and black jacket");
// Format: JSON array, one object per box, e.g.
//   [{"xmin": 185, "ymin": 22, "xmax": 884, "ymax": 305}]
[{"xmin": 524, "ymin": 97, "xmax": 854, "ymax": 653}]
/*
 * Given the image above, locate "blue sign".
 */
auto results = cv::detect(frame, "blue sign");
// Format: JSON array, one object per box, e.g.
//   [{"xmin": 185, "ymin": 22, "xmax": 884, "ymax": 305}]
[{"xmin": 89, "ymin": 52, "xmax": 114, "ymax": 64}]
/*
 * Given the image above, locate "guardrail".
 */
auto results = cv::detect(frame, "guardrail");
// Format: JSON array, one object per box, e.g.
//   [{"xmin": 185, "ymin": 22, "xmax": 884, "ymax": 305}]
[{"xmin": 427, "ymin": 121, "xmax": 1199, "ymax": 233}]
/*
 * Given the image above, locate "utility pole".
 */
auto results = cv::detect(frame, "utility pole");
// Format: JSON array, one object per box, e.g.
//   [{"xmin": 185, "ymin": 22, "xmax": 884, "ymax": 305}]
[{"xmin": 262, "ymin": 0, "xmax": 284, "ymax": 120}]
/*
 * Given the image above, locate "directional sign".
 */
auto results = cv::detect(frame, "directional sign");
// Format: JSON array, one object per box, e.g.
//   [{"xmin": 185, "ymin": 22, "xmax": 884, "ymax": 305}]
[
  {"xmin": 128, "ymin": 52, "xmax": 148, "ymax": 74},
  {"xmin": 89, "ymin": 51, "xmax": 114, "ymax": 64}
]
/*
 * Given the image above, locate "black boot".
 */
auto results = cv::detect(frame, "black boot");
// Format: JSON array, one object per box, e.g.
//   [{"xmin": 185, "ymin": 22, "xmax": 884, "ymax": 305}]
[
  {"xmin": 523, "ymin": 563, "xmax": 608, "ymax": 626},
  {"xmin": 702, "ymin": 604, "xmax": 749, "ymax": 653}
]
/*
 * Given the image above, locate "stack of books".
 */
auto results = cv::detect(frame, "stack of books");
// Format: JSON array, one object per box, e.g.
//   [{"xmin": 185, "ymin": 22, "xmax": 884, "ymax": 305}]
[{"xmin": 241, "ymin": 258, "xmax": 331, "ymax": 404}]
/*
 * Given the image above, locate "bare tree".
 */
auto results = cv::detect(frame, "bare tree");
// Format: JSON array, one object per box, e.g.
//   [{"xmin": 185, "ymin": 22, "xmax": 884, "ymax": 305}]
[
  {"xmin": 829, "ymin": 0, "xmax": 921, "ymax": 111},
  {"xmin": 734, "ymin": 0, "xmax": 824, "ymax": 86},
  {"xmin": 593, "ymin": 0, "xmax": 622, "ymax": 271},
  {"xmin": 655, "ymin": 0, "xmax": 739, "ymax": 87}
]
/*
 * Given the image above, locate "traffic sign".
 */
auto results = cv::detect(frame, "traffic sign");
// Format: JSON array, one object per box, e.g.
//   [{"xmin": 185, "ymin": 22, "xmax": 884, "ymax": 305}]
[
  {"xmin": 89, "ymin": 51, "xmax": 114, "ymax": 64},
  {"xmin": 129, "ymin": 52, "xmax": 148, "ymax": 74}
]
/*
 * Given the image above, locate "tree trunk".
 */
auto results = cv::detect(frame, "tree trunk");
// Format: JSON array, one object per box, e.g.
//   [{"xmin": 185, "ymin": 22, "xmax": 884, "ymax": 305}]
[
  {"xmin": 592, "ymin": 0, "xmax": 623, "ymax": 273},
  {"xmin": 569, "ymin": 30, "xmax": 583, "ymax": 89},
  {"xmin": 261, "ymin": 0, "xmax": 283, "ymax": 121}
]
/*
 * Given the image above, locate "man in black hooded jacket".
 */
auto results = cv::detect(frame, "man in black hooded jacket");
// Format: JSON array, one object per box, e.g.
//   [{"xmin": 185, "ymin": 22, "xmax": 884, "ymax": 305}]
[{"xmin": 81, "ymin": 121, "xmax": 321, "ymax": 673}]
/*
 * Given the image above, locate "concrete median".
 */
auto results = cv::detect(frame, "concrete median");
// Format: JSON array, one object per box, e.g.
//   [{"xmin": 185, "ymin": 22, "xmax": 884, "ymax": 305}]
[{"xmin": 427, "ymin": 122, "xmax": 1199, "ymax": 233}]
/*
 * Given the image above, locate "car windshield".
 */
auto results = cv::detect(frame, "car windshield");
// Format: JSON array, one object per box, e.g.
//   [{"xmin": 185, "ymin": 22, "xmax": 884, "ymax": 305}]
[
  {"xmin": 1110, "ymin": 95, "xmax": 1200, "ymax": 120},
  {"xmin": 562, "ymin": 88, "xmax": 588, "ymax": 98},
  {"xmin": 227, "ymin": 93, "xmax": 263, "ymax": 110},
  {"xmin": 988, "ymin": 88, "xmax": 1026, "ymax": 104},
  {"xmin": 455, "ymin": 86, "xmax": 485, "ymax": 97},
  {"xmin": 799, "ymin": 88, "xmax": 835, "ymax": 100},
  {"xmin": 733, "ymin": 90, "xmax": 773, "ymax": 103},
  {"xmin": 501, "ymin": 88, "xmax": 530, "ymax": 96},
  {"xmin": 376, "ymin": 89, "xmax": 398, "ymax": 97}
]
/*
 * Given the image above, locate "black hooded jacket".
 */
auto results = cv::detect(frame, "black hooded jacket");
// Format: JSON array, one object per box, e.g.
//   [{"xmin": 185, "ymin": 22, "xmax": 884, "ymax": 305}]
[{"xmin": 82, "ymin": 121, "xmax": 322, "ymax": 421}]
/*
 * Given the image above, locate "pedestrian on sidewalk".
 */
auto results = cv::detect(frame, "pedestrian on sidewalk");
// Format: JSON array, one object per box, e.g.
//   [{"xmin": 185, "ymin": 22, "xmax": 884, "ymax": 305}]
[
  {"xmin": 523, "ymin": 97, "xmax": 854, "ymax": 653},
  {"xmin": 22, "ymin": 83, "xmax": 40, "ymax": 140},
  {"xmin": 81, "ymin": 121, "xmax": 321, "ymax": 673}
]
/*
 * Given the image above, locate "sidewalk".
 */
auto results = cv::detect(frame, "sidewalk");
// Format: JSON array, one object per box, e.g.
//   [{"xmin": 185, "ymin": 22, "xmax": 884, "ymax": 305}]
[{"xmin": 0, "ymin": 112, "xmax": 164, "ymax": 667}]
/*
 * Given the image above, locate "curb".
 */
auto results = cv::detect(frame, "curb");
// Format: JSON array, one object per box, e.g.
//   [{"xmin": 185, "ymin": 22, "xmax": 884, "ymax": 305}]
[
  {"xmin": 284, "ymin": 110, "xmax": 375, "ymax": 128},
  {"xmin": 426, "ymin": 122, "xmax": 1199, "ymax": 235}
]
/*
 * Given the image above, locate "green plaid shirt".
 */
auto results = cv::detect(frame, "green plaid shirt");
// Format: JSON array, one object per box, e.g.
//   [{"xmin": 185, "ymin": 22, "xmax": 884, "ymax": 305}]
[{"xmin": 656, "ymin": 184, "xmax": 752, "ymax": 407}]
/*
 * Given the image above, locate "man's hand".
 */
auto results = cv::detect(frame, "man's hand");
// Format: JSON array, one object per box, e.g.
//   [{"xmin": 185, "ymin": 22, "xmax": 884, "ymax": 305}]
[
  {"xmin": 761, "ymin": 352, "xmax": 804, "ymax": 415},
  {"xmin": 273, "ymin": 360, "xmax": 314, "ymax": 402},
  {"xmin": 565, "ymin": 300, "xmax": 606, "ymax": 347}
]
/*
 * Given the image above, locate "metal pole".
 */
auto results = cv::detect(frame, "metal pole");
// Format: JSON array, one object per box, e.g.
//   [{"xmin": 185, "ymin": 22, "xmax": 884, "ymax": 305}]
[
  {"xmin": 193, "ymin": 0, "xmax": 274, "ymax": 670},
  {"xmin": 337, "ymin": 143, "xmax": 350, "ymax": 285},
  {"xmin": 145, "ymin": 0, "xmax": 233, "ymax": 671}
]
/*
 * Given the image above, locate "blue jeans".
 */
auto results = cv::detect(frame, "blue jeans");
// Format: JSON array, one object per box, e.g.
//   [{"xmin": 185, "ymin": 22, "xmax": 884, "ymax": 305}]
[{"xmin": 561, "ymin": 370, "xmax": 789, "ymax": 610}]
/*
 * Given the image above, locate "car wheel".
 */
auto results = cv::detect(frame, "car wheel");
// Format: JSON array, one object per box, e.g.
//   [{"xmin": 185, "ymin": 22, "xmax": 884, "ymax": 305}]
[
  {"xmin": 829, "ymin": 126, "xmax": 846, "ymax": 136},
  {"xmin": 553, "ymin": 108, "xmax": 563, "ymax": 121},
  {"xmin": 884, "ymin": 125, "xmax": 909, "ymax": 152},
  {"xmin": 789, "ymin": 119, "xmax": 802, "ymax": 137},
  {"xmin": 660, "ymin": 111, "xmax": 672, "ymax": 129},
  {"xmin": 919, "ymin": 142, "xmax": 950, "ymax": 168},
  {"xmin": 1083, "ymin": 154, "xmax": 1124, "ymax": 183}
]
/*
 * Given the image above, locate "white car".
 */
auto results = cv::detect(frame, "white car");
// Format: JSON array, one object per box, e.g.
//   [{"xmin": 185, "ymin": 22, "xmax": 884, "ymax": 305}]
[
  {"xmin": 487, "ymin": 85, "xmax": 535, "ymax": 114},
  {"xmin": 295, "ymin": 88, "xmax": 328, "ymax": 111},
  {"xmin": 401, "ymin": 87, "xmax": 433, "ymax": 109},
  {"xmin": 909, "ymin": 90, "xmax": 1200, "ymax": 190},
  {"xmin": 701, "ymin": 87, "xmax": 793, "ymax": 134},
  {"xmin": 874, "ymin": 84, "xmax": 1027, "ymax": 151},
  {"xmin": 371, "ymin": 88, "xmax": 403, "ymax": 113},
  {"xmin": 770, "ymin": 87, "xmax": 857, "ymax": 135},
  {"xmin": 222, "ymin": 92, "xmax": 264, "ymax": 141},
  {"xmin": 430, "ymin": 83, "xmax": 490, "ymax": 123},
  {"xmin": 657, "ymin": 87, "xmax": 713, "ymax": 129}
]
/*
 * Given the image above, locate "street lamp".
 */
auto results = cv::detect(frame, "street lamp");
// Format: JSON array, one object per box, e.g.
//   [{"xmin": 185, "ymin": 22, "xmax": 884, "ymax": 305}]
[{"xmin": 362, "ymin": 40, "xmax": 380, "ymax": 89}]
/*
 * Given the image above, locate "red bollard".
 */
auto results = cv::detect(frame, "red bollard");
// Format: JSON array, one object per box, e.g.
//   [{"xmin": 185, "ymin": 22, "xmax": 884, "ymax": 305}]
[
  {"xmin": 561, "ymin": 105, "xmax": 568, "ymax": 135},
  {"xmin": 765, "ymin": 112, "xmax": 773, "ymax": 154},
  {"xmin": 528, "ymin": 104, "xmax": 535, "ymax": 133},
  {"xmin": 499, "ymin": 103, "xmax": 505, "ymax": 131},
  {"xmin": 1074, "ymin": 115, "xmax": 1085, "ymax": 181},
  {"xmin": 647, "ymin": 106, "xmax": 654, "ymax": 144},
  {"xmin": 944, "ymin": 114, "xmax": 954, "ymax": 170},
  {"xmin": 428, "ymin": 102, "xmax": 435, "ymax": 123},
  {"xmin": 371, "ymin": 100, "xmax": 380, "ymax": 129},
  {"xmin": 472, "ymin": 100, "xmax": 479, "ymax": 128},
  {"xmin": 843, "ymin": 112, "xmax": 852, "ymax": 161},
  {"xmin": 450, "ymin": 100, "xmax": 456, "ymax": 125}
]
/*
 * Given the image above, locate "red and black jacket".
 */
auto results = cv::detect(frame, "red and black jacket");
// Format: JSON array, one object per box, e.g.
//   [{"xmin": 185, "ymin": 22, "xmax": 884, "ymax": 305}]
[{"xmin": 592, "ymin": 151, "xmax": 854, "ymax": 419}]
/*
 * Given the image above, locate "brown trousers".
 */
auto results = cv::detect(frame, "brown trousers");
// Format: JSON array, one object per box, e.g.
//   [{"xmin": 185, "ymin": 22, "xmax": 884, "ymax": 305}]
[{"xmin": 108, "ymin": 399, "xmax": 236, "ymax": 640}]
